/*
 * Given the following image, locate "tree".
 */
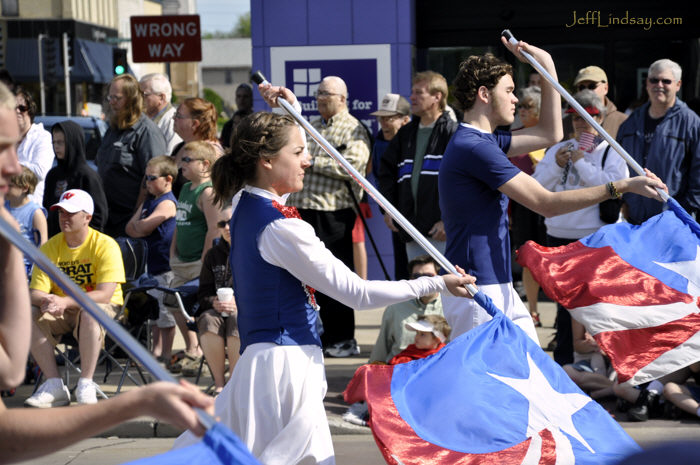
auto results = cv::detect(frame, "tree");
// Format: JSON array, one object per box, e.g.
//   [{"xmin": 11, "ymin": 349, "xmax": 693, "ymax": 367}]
[{"xmin": 233, "ymin": 12, "xmax": 250, "ymax": 38}]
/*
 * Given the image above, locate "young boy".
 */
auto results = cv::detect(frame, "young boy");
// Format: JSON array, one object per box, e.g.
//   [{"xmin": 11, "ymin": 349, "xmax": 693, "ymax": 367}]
[
  {"xmin": 388, "ymin": 314, "xmax": 451, "ymax": 365},
  {"xmin": 343, "ymin": 314, "xmax": 452, "ymax": 426},
  {"xmin": 5, "ymin": 165, "xmax": 47, "ymax": 278},
  {"xmin": 125, "ymin": 155, "xmax": 178, "ymax": 361},
  {"xmin": 167, "ymin": 141, "xmax": 219, "ymax": 372}
]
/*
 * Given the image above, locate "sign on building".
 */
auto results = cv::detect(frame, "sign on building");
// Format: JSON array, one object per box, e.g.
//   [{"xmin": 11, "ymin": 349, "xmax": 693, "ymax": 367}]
[
  {"xmin": 270, "ymin": 45, "xmax": 392, "ymax": 136},
  {"xmin": 130, "ymin": 15, "xmax": 201, "ymax": 63}
]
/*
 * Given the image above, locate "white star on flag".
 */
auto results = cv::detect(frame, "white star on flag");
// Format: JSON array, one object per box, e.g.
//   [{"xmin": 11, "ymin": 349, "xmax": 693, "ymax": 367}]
[
  {"xmin": 654, "ymin": 244, "xmax": 700, "ymax": 296},
  {"xmin": 488, "ymin": 353, "xmax": 594, "ymax": 454}
]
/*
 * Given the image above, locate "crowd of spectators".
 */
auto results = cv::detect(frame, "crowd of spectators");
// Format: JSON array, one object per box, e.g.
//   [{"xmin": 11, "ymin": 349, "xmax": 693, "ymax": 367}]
[{"xmin": 0, "ymin": 47, "xmax": 698, "ymax": 448}]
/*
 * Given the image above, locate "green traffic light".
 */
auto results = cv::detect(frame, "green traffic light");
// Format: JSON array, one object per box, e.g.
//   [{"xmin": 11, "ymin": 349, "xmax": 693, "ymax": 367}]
[{"xmin": 114, "ymin": 65, "xmax": 126, "ymax": 75}]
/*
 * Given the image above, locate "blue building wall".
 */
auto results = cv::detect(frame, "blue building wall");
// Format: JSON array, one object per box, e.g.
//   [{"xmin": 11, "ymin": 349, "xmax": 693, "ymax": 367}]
[
  {"xmin": 251, "ymin": 0, "xmax": 415, "ymax": 111},
  {"xmin": 250, "ymin": 0, "xmax": 417, "ymax": 280}
]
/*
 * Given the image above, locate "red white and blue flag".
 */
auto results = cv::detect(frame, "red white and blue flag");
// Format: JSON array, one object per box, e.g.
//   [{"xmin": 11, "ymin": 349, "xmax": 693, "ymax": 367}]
[
  {"xmin": 518, "ymin": 207, "xmax": 700, "ymax": 385},
  {"xmin": 345, "ymin": 307, "xmax": 639, "ymax": 465}
]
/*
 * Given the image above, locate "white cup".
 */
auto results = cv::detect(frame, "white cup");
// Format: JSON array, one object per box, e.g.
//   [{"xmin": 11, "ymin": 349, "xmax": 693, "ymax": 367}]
[{"xmin": 217, "ymin": 287, "xmax": 234, "ymax": 302}]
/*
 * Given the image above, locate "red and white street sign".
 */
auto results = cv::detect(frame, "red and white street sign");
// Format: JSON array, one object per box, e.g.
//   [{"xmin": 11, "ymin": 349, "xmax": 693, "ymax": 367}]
[{"xmin": 130, "ymin": 15, "xmax": 202, "ymax": 63}]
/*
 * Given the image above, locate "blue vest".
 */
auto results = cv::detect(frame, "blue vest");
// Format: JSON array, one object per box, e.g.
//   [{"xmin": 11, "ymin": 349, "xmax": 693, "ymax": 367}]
[{"xmin": 231, "ymin": 191, "xmax": 321, "ymax": 353}]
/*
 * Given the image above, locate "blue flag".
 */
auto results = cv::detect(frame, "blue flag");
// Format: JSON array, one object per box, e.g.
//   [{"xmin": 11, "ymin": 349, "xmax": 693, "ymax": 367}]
[
  {"xmin": 122, "ymin": 423, "xmax": 261, "ymax": 465},
  {"xmin": 346, "ymin": 307, "xmax": 640, "ymax": 464}
]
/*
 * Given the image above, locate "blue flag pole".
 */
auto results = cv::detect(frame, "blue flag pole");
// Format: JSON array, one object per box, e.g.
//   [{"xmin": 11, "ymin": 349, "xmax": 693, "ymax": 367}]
[
  {"xmin": 250, "ymin": 72, "xmax": 504, "ymax": 316},
  {"xmin": 503, "ymin": 30, "xmax": 700, "ymax": 235},
  {"xmin": 0, "ymin": 215, "xmax": 215, "ymax": 431}
]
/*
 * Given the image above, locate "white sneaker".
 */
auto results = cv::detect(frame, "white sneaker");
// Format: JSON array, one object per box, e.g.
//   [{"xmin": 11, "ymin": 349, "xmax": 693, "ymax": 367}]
[
  {"xmin": 25, "ymin": 379, "xmax": 70, "ymax": 408},
  {"xmin": 75, "ymin": 378, "xmax": 98, "ymax": 404}
]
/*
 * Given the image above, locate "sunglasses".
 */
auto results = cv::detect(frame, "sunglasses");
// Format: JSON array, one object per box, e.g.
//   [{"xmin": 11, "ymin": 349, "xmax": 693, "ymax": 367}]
[
  {"xmin": 217, "ymin": 218, "xmax": 232, "ymax": 228},
  {"xmin": 517, "ymin": 103, "xmax": 535, "ymax": 110},
  {"xmin": 411, "ymin": 272, "xmax": 436, "ymax": 279},
  {"xmin": 16, "ymin": 104, "xmax": 29, "ymax": 113},
  {"xmin": 181, "ymin": 156, "xmax": 202, "ymax": 164},
  {"xmin": 648, "ymin": 77, "xmax": 673, "ymax": 85},
  {"xmin": 576, "ymin": 82, "xmax": 601, "ymax": 91},
  {"xmin": 145, "ymin": 174, "xmax": 164, "ymax": 181}
]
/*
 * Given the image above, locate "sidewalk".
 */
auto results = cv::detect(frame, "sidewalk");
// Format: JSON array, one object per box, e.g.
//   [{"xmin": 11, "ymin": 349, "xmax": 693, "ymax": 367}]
[{"xmin": 6, "ymin": 301, "xmax": 700, "ymax": 441}]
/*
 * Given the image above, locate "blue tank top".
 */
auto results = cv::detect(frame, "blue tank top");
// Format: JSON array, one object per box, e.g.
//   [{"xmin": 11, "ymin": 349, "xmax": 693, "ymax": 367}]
[
  {"xmin": 231, "ymin": 191, "xmax": 321, "ymax": 353},
  {"xmin": 140, "ymin": 192, "xmax": 177, "ymax": 275},
  {"xmin": 6, "ymin": 200, "xmax": 46, "ymax": 277}
]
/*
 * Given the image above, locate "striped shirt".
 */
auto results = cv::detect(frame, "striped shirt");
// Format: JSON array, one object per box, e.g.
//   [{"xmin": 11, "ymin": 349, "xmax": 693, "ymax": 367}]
[{"xmin": 288, "ymin": 109, "xmax": 371, "ymax": 211}]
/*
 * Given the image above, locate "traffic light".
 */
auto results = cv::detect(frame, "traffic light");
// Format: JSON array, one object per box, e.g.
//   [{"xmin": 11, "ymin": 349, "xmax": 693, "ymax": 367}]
[
  {"xmin": 43, "ymin": 38, "xmax": 59, "ymax": 82},
  {"xmin": 113, "ymin": 48, "xmax": 127, "ymax": 75}
]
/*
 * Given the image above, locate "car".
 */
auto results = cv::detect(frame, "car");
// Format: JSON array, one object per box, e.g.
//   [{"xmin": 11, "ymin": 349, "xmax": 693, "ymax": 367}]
[{"xmin": 34, "ymin": 115, "xmax": 108, "ymax": 163}]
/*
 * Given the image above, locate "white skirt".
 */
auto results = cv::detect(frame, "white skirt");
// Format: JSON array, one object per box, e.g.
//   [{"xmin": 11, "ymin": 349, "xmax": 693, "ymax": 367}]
[
  {"xmin": 442, "ymin": 282, "xmax": 539, "ymax": 343},
  {"xmin": 173, "ymin": 342, "xmax": 335, "ymax": 465}
]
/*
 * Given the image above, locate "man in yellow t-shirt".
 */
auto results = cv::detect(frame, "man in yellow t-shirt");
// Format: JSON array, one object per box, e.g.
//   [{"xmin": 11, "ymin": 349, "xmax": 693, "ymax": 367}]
[{"xmin": 25, "ymin": 189, "xmax": 125, "ymax": 408}]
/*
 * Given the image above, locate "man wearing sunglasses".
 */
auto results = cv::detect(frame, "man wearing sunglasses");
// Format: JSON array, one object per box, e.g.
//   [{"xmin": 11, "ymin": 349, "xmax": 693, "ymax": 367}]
[
  {"xmin": 563, "ymin": 66, "xmax": 627, "ymax": 140},
  {"xmin": 617, "ymin": 59, "xmax": 700, "ymax": 225}
]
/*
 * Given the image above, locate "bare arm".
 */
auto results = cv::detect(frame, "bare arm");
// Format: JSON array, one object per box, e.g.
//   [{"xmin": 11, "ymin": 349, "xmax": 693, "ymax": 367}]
[
  {"xmin": 0, "ymin": 208, "xmax": 31, "ymax": 389},
  {"xmin": 500, "ymin": 170, "xmax": 666, "ymax": 218},
  {"xmin": 126, "ymin": 199, "xmax": 176, "ymax": 238},
  {"xmin": 199, "ymin": 187, "xmax": 220, "ymax": 261},
  {"xmin": 33, "ymin": 283, "xmax": 118, "ymax": 318},
  {"xmin": 32, "ymin": 209, "xmax": 48, "ymax": 246},
  {"xmin": 501, "ymin": 38, "xmax": 563, "ymax": 155},
  {"xmin": 0, "ymin": 380, "xmax": 213, "ymax": 464}
]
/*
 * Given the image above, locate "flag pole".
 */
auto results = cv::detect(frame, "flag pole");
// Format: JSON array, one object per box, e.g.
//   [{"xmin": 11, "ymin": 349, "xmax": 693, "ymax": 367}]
[
  {"xmin": 249, "ymin": 72, "xmax": 503, "ymax": 313},
  {"xmin": 501, "ymin": 29, "xmax": 669, "ymax": 202},
  {"xmin": 0, "ymin": 216, "xmax": 216, "ymax": 431}
]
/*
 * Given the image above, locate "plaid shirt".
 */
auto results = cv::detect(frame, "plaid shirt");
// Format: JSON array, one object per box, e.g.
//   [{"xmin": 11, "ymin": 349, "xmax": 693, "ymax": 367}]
[{"xmin": 288, "ymin": 108, "xmax": 371, "ymax": 211}]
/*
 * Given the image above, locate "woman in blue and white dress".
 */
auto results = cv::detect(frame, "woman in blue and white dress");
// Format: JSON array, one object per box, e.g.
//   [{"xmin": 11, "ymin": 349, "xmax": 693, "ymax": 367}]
[{"xmin": 173, "ymin": 87, "xmax": 475, "ymax": 465}]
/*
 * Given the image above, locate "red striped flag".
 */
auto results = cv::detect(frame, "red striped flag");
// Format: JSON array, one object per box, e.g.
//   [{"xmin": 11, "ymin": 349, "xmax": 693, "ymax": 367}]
[{"xmin": 518, "ymin": 210, "xmax": 700, "ymax": 385}]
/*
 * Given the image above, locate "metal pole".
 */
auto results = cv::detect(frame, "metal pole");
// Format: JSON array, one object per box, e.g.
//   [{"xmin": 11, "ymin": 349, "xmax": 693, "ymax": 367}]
[
  {"xmin": 501, "ymin": 29, "xmax": 668, "ymax": 202},
  {"xmin": 62, "ymin": 32, "xmax": 71, "ymax": 116},
  {"xmin": 37, "ymin": 34, "xmax": 46, "ymax": 116},
  {"xmin": 251, "ymin": 72, "xmax": 479, "ymax": 297},
  {"xmin": 0, "ymin": 216, "xmax": 216, "ymax": 431}
]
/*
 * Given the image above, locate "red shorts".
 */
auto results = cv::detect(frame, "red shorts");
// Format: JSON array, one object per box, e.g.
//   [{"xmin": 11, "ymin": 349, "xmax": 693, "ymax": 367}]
[{"xmin": 352, "ymin": 202, "xmax": 372, "ymax": 243}]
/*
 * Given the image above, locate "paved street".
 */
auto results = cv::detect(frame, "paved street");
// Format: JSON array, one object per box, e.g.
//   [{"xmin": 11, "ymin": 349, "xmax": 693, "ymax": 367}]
[{"xmin": 8, "ymin": 301, "xmax": 700, "ymax": 464}]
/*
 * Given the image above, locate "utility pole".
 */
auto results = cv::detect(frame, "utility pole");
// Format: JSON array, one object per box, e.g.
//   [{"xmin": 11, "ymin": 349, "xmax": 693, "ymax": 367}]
[
  {"xmin": 37, "ymin": 34, "xmax": 46, "ymax": 116},
  {"xmin": 62, "ymin": 32, "xmax": 71, "ymax": 116}
]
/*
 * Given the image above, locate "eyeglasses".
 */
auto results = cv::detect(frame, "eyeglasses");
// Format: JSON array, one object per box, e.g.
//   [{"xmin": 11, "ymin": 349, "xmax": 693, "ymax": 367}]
[
  {"xmin": 411, "ymin": 272, "xmax": 437, "ymax": 279},
  {"xmin": 517, "ymin": 102, "xmax": 535, "ymax": 110},
  {"xmin": 173, "ymin": 113, "xmax": 191, "ymax": 119},
  {"xmin": 217, "ymin": 218, "xmax": 232, "ymax": 228},
  {"xmin": 105, "ymin": 95, "xmax": 123, "ymax": 102},
  {"xmin": 181, "ymin": 156, "xmax": 202, "ymax": 164},
  {"xmin": 648, "ymin": 77, "xmax": 673, "ymax": 85},
  {"xmin": 315, "ymin": 90, "xmax": 341, "ymax": 98},
  {"xmin": 378, "ymin": 115, "xmax": 402, "ymax": 122},
  {"xmin": 15, "ymin": 104, "xmax": 28, "ymax": 113},
  {"xmin": 145, "ymin": 174, "xmax": 165, "ymax": 181},
  {"xmin": 576, "ymin": 82, "xmax": 601, "ymax": 91}
]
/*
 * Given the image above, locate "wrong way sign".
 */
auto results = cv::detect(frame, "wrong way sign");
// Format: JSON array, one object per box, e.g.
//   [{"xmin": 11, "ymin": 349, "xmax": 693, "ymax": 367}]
[{"xmin": 130, "ymin": 15, "xmax": 202, "ymax": 63}]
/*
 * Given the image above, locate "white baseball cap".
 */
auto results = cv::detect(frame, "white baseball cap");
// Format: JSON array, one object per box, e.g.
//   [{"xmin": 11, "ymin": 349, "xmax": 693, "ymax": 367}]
[
  {"xmin": 370, "ymin": 93, "xmax": 410, "ymax": 117},
  {"xmin": 51, "ymin": 189, "xmax": 94, "ymax": 215},
  {"xmin": 405, "ymin": 320, "xmax": 446, "ymax": 342}
]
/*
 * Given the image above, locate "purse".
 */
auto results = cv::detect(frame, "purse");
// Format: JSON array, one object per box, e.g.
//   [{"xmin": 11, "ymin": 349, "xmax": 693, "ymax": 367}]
[{"xmin": 599, "ymin": 145, "xmax": 623, "ymax": 223}]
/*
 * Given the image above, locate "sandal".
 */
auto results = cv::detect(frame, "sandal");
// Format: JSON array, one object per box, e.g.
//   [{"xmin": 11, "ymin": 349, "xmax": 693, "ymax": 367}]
[{"xmin": 531, "ymin": 313, "xmax": 543, "ymax": 327}]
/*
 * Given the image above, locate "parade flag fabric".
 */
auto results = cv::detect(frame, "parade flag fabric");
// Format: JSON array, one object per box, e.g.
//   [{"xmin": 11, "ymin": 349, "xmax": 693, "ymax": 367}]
[
  {"xmin": 518, "ymin": 207, "xmax": 700, "ymax": 385},
  {"xmin": 345, "ymin": 309, "xmax": 639, "ymax": 465},
  {"xmin": 122, "ymin": 423, "xmax": 262, "ymax": 465}
]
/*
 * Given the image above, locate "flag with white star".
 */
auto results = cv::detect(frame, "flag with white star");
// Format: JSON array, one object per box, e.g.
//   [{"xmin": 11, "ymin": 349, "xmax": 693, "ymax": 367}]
[
  {"xmin": 518, "ymin": 208, "xmax": 700, "ymax": 385},
  {"xmin": 345, "ymin": 309, "xmax": 639, "ymax": 464}
]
